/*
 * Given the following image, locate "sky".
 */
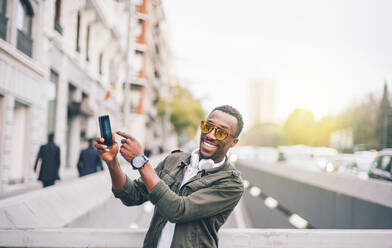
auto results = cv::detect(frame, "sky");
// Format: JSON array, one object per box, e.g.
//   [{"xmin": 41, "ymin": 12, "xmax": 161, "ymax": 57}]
[{"xmin": 162, "ymin": 0, "xmax": 392, "ymax": 129}]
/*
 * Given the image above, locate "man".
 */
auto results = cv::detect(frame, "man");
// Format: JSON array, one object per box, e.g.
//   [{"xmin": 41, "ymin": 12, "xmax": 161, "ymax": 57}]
[
  {"xmin": 34, "ymin": 133, "xmax": 61, "ymax": 187},
  {"xmin": 77, "ymin": 138, "xmax": 103, "ymax": 177},
  {"xmin": 95, "ymin": 105, "xmax": 244, "ymax": 247}
]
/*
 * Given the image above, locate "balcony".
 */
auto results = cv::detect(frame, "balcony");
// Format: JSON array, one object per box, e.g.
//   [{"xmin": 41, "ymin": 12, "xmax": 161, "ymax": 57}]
[
  {"xmin": 0, "ymin": 13, "xmax": 7, "ymax": 40},
  {"xmin": 16, "ymin": 29, "xmax": 33, "ymax": 57}
]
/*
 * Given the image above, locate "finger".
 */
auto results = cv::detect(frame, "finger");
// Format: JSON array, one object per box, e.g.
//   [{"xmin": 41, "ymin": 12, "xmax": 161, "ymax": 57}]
[
  {"xmin": 95, "ymin": 143, "xmax": 108, "ymax": 150},
  {"xmin": 121, "ymin": 144, "xmax": 130, "ymax": 150},
  {"xmin": 111, "ymin": 132, "xmax": 116, "ymax": 142},
  {"xmin": 121, "ymin": 139, "xmax": 128, "ymax": 144},
  {"xmin": 95, "ymin": 137, "xmax": 104, "ymax": 143},
  {"xmin": 116, "ymin": 131, "xmax": 134, "ymax": 140}
]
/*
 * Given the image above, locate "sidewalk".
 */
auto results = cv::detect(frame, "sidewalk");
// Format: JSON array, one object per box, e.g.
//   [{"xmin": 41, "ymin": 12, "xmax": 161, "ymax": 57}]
[{"xmin": 0, "ymin": 153, "xmax": 168, "ymax": 200}]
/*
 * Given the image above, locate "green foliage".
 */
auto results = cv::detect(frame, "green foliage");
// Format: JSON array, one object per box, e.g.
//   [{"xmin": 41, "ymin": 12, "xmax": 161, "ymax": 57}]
[
  {"xmin": 243, "ymin": 86, "xmax": 387, "ymax": 149},
  {"xmin": 313, "ymin": 116, "xmax": 337, "ymax": 146},
  {"xmin": 158, "ymin": 84, "xmax": 205, "ymax": 140},
  {"xmin": 283, "ymin": 109, "xmax": 316, "ymax": 145},
  {"xmin": 375, "ymin": 84, "xmax": 392, "ymax": 148},
  {"xmin": 340, "ymin": 94, "xmax": 378, "ymax": 148},
  {"xmin": 241, "ymin": 123, "xmax": 283, "ymax": 147}
]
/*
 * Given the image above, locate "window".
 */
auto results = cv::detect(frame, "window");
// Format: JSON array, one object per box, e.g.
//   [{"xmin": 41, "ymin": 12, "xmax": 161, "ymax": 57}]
[
  {"xmin": 75, "ymin": 11, "xmax": 80, "ymax": 52},
  {"xmin": 86, "ymin": 25, "xmax": 90, "ymax": 61},
  {"xmin": 54, "ymin": 0, "xmax": 62, "ymax": 34},
  {"xmin": 17, "ymin": 0, "xmax": 33, "ymax": 37},
  {"xmin": 0, "ymin": 0, "xmax": 5, "ymax": 13},
  {"xmin": 0, "ymin": 0, "xmax": 7, "ymax": 40},
  {"xmin": 99, "ymin": 52, "xmax": 103, "ymax": 75},
  {"xmin": 48, "ymin": 69, "xmax": 58, "ymax": 135},
  {"xmin": 16, "ymin": 0, "xmax": 34, "ymax": 57},
  {"xmin": 10, "ymin": 101, "xmax": 29, "ymax": 184},
  {"xmin": 380, "ymin": 156, "xmax": 391, "ymax": 170},
  {"xmin": 0, "ymin": 95, "xmax": 3, "ymax": 154}
]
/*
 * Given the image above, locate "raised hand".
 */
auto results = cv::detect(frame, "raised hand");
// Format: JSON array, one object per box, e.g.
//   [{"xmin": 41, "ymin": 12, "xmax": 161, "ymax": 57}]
[
  {"xmin": 116, "ymin": 131, "xmax": 143, "ymax": 162},
  {"xmin": 95, "ymin": 132, "xmax": 119, "ymax": 163}
]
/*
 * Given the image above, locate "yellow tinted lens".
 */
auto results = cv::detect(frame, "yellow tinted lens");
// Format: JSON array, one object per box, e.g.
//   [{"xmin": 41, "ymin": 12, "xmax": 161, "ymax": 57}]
[
  {"xmin": 215, "ymin": 128, "xmax": 228, "ymax": 140},
  {"xmin": 201, "ymin": 121, "xmax": 213, "ymax": 134}
]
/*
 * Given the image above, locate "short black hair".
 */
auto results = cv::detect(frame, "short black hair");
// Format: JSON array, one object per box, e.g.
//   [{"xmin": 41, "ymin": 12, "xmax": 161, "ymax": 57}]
[
  {"xmin": 48, "ymin": 133, "xmax": 55, "ymax": 142},
  {"xmin": 88, "ymin": 138, "xmax": 94, "ymax": 146},
  {"xmin": 212, "ymin": 105, "xmax": 244, "ymax": 138}
]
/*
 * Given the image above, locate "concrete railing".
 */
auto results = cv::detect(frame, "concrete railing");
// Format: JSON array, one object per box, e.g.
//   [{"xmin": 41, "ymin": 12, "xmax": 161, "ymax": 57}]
[
  {"xmin": 239, "ymin": 159, "xmax": 392, "ymax": 208},
  {"xmin": 0, "ymin": 155, "xmax": 168, "ymax": 229},
  {"xmin": 1, "ymin": 228, "xmax": 391, "ymax": 248}
]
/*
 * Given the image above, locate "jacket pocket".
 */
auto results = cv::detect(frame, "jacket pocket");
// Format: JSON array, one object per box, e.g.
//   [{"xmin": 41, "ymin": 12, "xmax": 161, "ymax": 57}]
[
  {"xmin": 185, "ymin": 180, "xmax": 207, "ymax": 193},
  {"xmin": 161, "ymin": 173, "xmax": 175, "ymax": 187}
]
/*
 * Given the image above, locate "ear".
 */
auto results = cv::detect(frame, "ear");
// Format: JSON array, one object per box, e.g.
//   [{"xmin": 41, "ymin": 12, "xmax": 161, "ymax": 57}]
[{"xmin": 230, "ymin": 138, "xmax": 239, "ymax": 148}]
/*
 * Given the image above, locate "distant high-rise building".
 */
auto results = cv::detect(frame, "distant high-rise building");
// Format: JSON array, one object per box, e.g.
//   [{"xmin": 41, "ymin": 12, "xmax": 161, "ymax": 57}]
[{"xmin": 249, "ymin": 80, "xmax": 276, "ymax": 126}]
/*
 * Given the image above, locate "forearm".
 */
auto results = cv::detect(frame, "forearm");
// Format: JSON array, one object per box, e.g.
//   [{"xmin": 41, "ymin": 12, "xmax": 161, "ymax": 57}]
[
  {"xmin": 106, "ymin": 157, "xmax": 126, "ymax": 190},
  {"xmin": 139, "ymin": 162, "xmax": 160, "ymax": 193}
]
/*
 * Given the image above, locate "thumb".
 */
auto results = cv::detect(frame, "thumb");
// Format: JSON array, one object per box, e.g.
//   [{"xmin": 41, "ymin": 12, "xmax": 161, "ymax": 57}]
[{"xmin": 111, "ymin": 132, "xmax": 116, "ymax": 143}]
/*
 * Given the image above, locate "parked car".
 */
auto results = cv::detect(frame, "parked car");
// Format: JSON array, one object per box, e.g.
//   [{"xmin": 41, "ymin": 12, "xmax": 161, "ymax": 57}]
[{"xmin": 368, "ymin": 149, "xmax": 392, "ymax": 182}]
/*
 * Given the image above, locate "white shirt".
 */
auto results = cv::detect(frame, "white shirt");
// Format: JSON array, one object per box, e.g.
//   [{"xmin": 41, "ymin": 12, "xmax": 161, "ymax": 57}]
[{"xmin": 157, "ymin": 149, "xmax": 226, "ymax": 248}]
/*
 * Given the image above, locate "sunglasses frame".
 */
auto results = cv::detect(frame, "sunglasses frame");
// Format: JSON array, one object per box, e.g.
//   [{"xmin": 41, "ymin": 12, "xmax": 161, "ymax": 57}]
[{"xmin": 200, "ymin": 120, "xmax": 232, "ymax": 141}]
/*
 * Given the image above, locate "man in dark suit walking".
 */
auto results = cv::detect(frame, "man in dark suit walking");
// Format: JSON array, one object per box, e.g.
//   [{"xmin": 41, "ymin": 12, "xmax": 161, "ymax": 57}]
[
  {"xmin": 77, "ymin": 138, "xmax": 103, "ymax": 177},
  {"xmin": 34, "ymin": 133, "xmax": 61, "ymax": 187}
]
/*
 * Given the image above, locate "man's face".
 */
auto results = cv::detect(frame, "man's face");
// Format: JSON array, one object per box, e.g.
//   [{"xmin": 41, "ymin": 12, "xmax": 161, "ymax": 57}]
[{"xmin": 199, "ymin": 110, "xmax": 239, "ymax": 163}]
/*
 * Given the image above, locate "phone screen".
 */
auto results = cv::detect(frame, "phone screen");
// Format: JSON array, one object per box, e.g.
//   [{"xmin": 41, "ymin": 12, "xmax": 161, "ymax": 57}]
[
  {"xmin": 104, "ymin": 118, "xmax": 111, "ymax": 138},
  {"xmin": 99, "ymin": 115, "xmax": 113, "ymax": 146}
]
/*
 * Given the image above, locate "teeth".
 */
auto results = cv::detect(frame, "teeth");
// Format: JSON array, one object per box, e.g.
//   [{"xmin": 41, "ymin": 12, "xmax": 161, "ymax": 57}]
[{"xmin": 203, "ymin": 141, "xmax": 216, "ymax": 148}]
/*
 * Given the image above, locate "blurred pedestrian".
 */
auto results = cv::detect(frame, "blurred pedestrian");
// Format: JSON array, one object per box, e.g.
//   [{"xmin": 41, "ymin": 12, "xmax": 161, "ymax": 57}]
[
  {"xmin": 77, "ymin": 138, "xmax": 103, "ymax": 177},
  {"xmin": 34, "ymin": 133, "xmax": 61, "ymax": 188}
]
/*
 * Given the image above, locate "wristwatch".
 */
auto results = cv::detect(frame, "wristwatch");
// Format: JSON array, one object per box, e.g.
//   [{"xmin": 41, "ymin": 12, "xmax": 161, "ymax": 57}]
[{"xmin": 130, "ymin": 155, "xmax": 149, "ymax": 170}]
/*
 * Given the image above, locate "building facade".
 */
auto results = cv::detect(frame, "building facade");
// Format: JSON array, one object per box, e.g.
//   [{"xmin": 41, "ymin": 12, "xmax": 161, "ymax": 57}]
[{"xmin": 0, "ymin": 0, "xmax": 170, "ymax": 195}]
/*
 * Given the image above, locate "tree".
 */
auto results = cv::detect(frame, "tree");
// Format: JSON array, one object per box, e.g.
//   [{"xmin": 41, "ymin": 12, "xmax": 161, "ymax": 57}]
[
  {"xmin": 313, "ymin": 116, "xmax": 337, "ymax": 146},
  {"xmin": 330, "ymin": 93, "xmax": 378, "ymax": 150},
  {"xmin": 158, "ymin": 84, "xmax": 205, "ymax": 144},
  {"xmin": 241, "ymin": 123, "xmax": 283, "ymax": 147},
  {"xmin": 283, "ymin": 109, "xmax": 316, "ymax": 145},
  {"xmin": 375, "ymin": 83, "xmax": 392, "ymax": 148}
]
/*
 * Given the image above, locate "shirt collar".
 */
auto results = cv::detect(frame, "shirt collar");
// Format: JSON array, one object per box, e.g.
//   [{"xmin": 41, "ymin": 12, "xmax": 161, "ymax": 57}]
[{"xmin": 190, "ymin": 149, "xmax": 226, "ymax": 170}]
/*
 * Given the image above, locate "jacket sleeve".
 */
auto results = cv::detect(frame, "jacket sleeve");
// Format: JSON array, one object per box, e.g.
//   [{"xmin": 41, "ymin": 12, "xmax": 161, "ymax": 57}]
[
  {"xmin": 34, "ymin": 146, "xmax": 43, "ymax": 171},
  {"xmin": 112, "ymin": 156, "xmax": 167, "ymax": 206},
  {"xmin": 77, "ymin": 151, "xmax": 83, "ymax": 170},
  {"xmin": 149, "ymin": 176, "xmax": 244, "ymax": 224},
  {"xmin": 56, "ymin": 147, "xmax": 61, "ymax": 169}
]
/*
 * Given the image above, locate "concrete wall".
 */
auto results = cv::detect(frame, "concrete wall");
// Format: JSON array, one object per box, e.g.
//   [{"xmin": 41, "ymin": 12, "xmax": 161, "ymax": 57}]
[
  {"xmin": 0, "ymin": 229, "xmax": 391, "ymax": 248},
  {"xmin": 238, "ymin": 162, "xmax": 392, "ymax": 229},
  {"xmin": 0, "ymin": 155, "xmax": 164, "ymax": 229}
]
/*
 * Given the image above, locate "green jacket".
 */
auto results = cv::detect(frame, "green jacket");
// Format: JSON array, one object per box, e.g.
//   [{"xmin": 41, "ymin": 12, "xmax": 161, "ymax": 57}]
[{"xmin": 112, "ymin": 151, "xmax": 244, "ymax": 248}]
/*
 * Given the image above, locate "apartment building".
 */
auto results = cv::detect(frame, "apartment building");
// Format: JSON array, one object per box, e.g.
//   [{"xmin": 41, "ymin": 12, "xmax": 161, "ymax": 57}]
[{"xmin": 0, "ymin": 0, "xmax": 171, "ymax": 195}]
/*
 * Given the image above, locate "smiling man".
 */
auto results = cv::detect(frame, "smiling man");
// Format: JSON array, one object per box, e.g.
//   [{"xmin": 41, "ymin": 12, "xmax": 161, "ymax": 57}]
[{"xmin": 95, "ymin": 105, "xmax": 244, "ymax": 248}]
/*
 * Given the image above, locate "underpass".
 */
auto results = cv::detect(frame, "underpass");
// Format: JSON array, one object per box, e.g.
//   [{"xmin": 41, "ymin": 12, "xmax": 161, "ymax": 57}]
[{"xmin": 236, "ymin": 159, "xmax": 392, "ymax": 229}]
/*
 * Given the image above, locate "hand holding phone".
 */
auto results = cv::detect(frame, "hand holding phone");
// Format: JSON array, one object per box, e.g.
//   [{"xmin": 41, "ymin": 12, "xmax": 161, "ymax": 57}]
[{"xmin": 98, "ymin": 115, "xmax": 114, "ymax": 146}]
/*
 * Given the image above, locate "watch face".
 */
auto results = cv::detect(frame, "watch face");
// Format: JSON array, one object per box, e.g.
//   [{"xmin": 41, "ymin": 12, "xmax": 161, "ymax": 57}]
[{"xmin": 132, "ymin": 155, "xmax": 148, "ymax": 169}]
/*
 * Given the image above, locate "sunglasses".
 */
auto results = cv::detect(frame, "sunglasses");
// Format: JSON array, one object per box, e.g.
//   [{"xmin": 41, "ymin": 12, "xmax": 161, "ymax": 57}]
[{"xmin": 200, "ymin": 120, "xmax": 232, "ymax": 141}]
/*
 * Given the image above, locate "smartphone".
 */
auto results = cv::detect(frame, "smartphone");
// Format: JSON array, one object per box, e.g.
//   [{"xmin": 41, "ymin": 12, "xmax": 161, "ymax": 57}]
[{"xmin": 98, "ymin": 115, "xmax": 113, "ymax": 146}]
